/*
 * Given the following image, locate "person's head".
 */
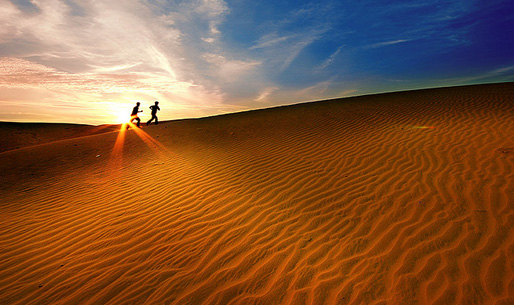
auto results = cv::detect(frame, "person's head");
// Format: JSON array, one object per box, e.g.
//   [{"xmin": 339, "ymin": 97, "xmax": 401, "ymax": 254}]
[
  {"xmin": 136, "ymin": 102, "xmax": 140, "ymax": 106},
  {"xmin": 155, "ymin": 101, "xmax": 159, "ymax": 105}
]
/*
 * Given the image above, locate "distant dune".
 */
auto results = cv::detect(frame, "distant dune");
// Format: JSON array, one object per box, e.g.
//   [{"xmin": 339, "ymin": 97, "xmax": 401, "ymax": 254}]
[
  {"xmin": 1, "ymin": 82, "xmax": 514, "ymax": 304},
  {"xmin": 0, "ymin": 122, "xmax": 119, "ymax": 153}
]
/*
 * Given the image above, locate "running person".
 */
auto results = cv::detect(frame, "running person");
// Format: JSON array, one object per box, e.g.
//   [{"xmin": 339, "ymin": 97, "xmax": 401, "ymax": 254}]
[
  {"xmin": 130, "ymin": 102, "xmax": 143, "ymax": 128},
  {"xmin": 147, "ymin": 101, "xmax": 160, "ymax": 126}
]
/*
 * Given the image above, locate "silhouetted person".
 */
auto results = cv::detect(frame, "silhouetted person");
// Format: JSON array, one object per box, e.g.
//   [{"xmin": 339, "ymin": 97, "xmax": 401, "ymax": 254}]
[
  {"xmin": 130, "ymin": 102, "xmax": 143, "ymax": 128},
  {"xmin": 147, "ymin": 101, "xmax": 160, "ymax": 126}
]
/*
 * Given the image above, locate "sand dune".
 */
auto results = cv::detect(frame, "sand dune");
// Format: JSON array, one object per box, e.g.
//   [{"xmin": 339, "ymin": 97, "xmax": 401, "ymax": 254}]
[
  {"xmin": 0, "ymin": 122, "xmax": 119, "ymax": 153},
  {"xmin": 1, "ymin": 82, "xmax": 514, "ymax": 304}
]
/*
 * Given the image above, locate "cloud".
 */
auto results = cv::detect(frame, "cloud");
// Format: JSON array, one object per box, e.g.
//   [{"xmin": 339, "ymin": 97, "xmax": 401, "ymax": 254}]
[
  {"xmin": 280, "ymin": 32, "xmax": 326, "ymax": 71},
  {"xmin": 194, "ymin": 0, "xmax": 229, "ymax": 17},
  {"xmin": 250, "ymin": 33, "xmax": 293, "ymax": 49},
  {"xmin": 319, "ymin": 45, "xmax": 344, "ymax": 70},
  {"xmin": 194, "ymin": 0, "xmax": 229, "ymax": 42},
  {"xmin": 338, "ymin": 89, "xmax": 358, "ymax": 96},
  {"xmin": 1, "ymin": 1, "xmax": 181, "ymax": 76},
  {"xmin": 437, "ymin": 65, "xmax": 514, "ymax": 85},
  {"xmin": 0, "ymin": 57, "xmax": 164, "ymax": 94},
  {"xmin": 255, "ymin": 86, "xmax": 279, "ymax": 103},
  {"xmin": 250, "ymin": 27, "xmax": 329, "ymax": 72},
  {"xmin": 201, "ymin": 53, "xmax": 261, "ymax": 81},
  {"xmin": 295, "ymin": 80, "xmax": 333, "ymax": 99},
  {"xmin": 363, "ymin": 39, "xmax": 410, "ymax": 49},
  {"xmin": 491, "ymin": 66, "xmax": 514, "ymax": 75}
]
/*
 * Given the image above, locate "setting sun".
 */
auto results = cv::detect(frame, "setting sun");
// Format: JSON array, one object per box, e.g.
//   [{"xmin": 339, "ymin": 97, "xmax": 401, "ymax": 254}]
[
  {"xmin": 115, "ymin": 111, "xmax": 130, "ymax": 124},
  {"xmin": 109, "ymin": 104, "xmax": 132, "ymax": 124}
]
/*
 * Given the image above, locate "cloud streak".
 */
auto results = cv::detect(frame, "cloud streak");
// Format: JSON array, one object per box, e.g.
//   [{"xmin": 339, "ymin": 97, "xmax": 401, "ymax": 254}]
[{"xmin": 363, "ymin": 40, "xmax": 410, "ymax": 49}]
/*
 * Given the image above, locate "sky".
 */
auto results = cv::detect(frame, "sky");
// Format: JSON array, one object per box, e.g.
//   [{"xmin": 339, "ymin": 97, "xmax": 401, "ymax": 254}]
[{"xmin": 1, "ymin": 0, "xmax": 513, "ymax": 124}]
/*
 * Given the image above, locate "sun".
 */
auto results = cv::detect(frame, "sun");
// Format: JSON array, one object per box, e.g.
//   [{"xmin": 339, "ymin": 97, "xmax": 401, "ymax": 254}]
[
  {"xmin": 116, "ymin": 112, "xmax": 130, "ymax": 124},
  {"xmin": 113, "ymin": 109, "xmax": 130, "ymax": 124}
]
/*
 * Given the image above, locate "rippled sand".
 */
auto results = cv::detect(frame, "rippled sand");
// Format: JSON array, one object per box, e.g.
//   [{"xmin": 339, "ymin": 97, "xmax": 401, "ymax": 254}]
[{"xmin": 1, "ymin": 82, "xmax": 514, "ymax": 304}]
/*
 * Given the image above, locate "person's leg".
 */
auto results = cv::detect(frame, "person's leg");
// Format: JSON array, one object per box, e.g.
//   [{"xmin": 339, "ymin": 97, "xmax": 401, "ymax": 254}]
[
  {"xmin": 136, "ymin": 117, "xmax": 141, "ymax": 127},
  {"xmin": 147, "ymin": 114, "xmax": 157, "ymax": 126}
]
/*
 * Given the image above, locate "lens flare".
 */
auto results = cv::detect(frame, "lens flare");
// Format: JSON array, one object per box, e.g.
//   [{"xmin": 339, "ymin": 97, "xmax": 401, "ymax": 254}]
[{"xmin": 108, "ymin": 121, "xmax": 172, "ymax": 176}]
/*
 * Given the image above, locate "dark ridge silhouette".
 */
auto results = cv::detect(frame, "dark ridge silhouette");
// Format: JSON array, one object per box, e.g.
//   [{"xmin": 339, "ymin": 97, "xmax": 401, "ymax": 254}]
[{"xmin": 0, "ymin": 122, "xmax": 119, "ymax": 153}]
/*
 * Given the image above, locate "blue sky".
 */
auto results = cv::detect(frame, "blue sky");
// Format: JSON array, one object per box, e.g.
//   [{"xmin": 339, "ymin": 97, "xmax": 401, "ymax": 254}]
[{"xmin": 0, "ymin": 0, "xmax": 513, "ymax": 124}]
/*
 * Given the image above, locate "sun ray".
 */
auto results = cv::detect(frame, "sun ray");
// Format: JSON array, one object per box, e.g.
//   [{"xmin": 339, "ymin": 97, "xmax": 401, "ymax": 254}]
[
  {"xmin": 107, "ymin": 123, "xmax": 128, "ymax": 174},
  {"xmin": 131, "ymin": 125, "xmax": 170, "ymax": 152},
  {"xmin": 128, "ymin": 123, "xmax": 171, "ymax": 160},
  {"xmin": 108, "ymin": 120, "xmax": 173, "ymax": 171}
]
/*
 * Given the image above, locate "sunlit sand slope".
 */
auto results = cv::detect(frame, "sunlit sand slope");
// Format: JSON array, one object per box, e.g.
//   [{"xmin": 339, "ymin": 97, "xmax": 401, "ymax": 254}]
[{"xmin": 1, "ymin": 82, "xmax": 514, "ymax": 304}]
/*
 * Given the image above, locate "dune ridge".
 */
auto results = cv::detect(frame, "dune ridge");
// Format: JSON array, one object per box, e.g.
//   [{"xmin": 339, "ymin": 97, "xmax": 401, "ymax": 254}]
[
  {"xmin": 0, "ymin": 122, "xmax": 119, "ymax": 153},
  {"xmin": 1, "ymin": 82, "xmax": 514, "ymax": 304}
]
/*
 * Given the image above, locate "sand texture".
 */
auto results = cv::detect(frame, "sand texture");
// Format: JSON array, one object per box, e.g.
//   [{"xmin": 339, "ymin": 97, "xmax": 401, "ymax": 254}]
[{"xmin": 1, "ymin": 82, "xmax": 514, "ymax": 304}]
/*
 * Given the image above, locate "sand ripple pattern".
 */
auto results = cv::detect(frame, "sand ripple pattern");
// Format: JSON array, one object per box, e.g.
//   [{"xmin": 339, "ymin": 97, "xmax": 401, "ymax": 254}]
[{"xmin": 1, "ymin": 83, "xmax": 514, "ymax": 304}]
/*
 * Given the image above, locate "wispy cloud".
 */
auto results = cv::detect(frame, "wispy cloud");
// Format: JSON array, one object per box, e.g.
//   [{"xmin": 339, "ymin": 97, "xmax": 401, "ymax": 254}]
[
  {"xmin": 250, "ymin": 33, "xmax": 293, "ymax": 49},
  {"xmin": 201, "ymin": 53, "xmax": 261, "ymax": 81},
  {"xmin": 255, "ymin": 86, "xmax": 279, "ymax": 103},
  {"xmin": 436, "ymin": 65, "xmax": 514, "ymax": 85},
  {"xmin": 250, "ymin": 27, "xmax": 329, "ymax": 72},
  {"xmin": 280, "ymin": 30, "xmax": 327, "ymax": 71},
  {"xmin": 319, "ymin": 45, "xmax": 344, "ymax": 70},
  {"xmin": 295, "ymin": 80, "xmax": 334, "ymax": 99},
  {"xmin": 363, "ymin": 39, "xmax": 410, "ymax": 49}
]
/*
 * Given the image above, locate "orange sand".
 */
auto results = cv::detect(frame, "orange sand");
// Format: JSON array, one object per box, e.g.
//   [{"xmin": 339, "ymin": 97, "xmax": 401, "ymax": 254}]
[{"xmin": 1, "ymin": 82, "xmax": 514, "ymax": 304}]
